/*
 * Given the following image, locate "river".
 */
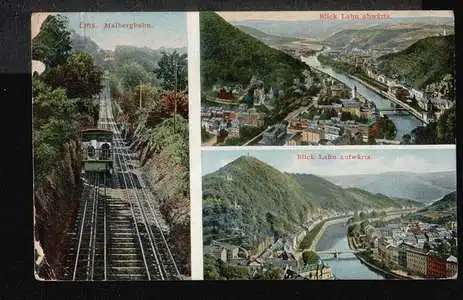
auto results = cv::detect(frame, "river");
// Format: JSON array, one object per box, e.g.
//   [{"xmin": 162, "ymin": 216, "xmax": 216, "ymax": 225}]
[
  {"xmin": 301, "ymin": 55, "xmax": 423, "ymax": 140},
  {"xmin": 315, "ymin": 222, "xmax": 385, "ymax": 279}
]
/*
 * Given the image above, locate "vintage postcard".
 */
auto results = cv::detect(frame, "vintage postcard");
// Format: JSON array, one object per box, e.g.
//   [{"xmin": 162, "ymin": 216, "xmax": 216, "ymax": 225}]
[
  {"xmin": 199, "ymin": 11, "xmax": 455, "ymax": 146},
  {"xmin": 32, "ymin": 12, "xmax": 190, "ymax": 280},
  {"xmin": 202, "ymin": 146, "xmax": 457, "ymax": 280}
]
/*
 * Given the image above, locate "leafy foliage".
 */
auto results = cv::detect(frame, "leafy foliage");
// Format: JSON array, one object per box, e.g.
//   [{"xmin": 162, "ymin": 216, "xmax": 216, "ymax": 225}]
[
  {"xmin": 376, "ymin": 115, "xmax": 397, "ymax": 140},
  {"xmin": 42, "ymin": 52, "xmax": 103, "ymax": 99},
  {"xmin": 33, "ymin": 78, "xmax": 80, "ymax": 185},
  {"xmin": 200, "ymin": 12, "xmax": 310, "ymax": 91},
  {"xmin": 302, "ymin": 251, "xmax": 320, "ymax": 265},
  {"xmin": 32, "ymin": 14, "xmax": 72, "ymax": 67},
  {"xmin": 378, "ymin": 35, "xmax": 455, "ymax": 89},
  {"xmin": 411, "ymin": 106, "xmax": 455, "ymax": 144},
  {"xmin": 420, "ymin": 191, "xmax": 456, "ymax": 212},
  {"xmin": 154, "ymin": 51, "xmax": 188, "ymax": 91}
]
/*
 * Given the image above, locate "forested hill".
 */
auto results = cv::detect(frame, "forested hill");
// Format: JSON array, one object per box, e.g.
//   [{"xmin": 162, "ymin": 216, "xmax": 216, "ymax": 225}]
[
  {"xmin": 202, "ymin": 156, "xmax": 423, "ymax": 248},
  {"xmin": 70, "ymin": 30, "xmax": 105, "ymax": 66},
  {"xmin": 421, "ymin": 191, "xmax": 457, "ymax": 212},
  {"xmin": 377, "ymin": 35, "xmax": 455, "ymax": 89},
  {"xmin": 200, "ymin": 12, "xmax": 309, "ymax": 90}
]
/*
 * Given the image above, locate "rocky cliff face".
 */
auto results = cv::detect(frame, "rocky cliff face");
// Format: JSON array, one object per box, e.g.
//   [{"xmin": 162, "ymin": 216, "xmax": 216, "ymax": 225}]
[{"xmin": 34, "ymin": 140, "xmax": 81, "ymax": 279}]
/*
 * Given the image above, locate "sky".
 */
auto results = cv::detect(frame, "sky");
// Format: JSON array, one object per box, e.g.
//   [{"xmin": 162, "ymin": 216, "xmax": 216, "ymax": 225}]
[
  {"xmin": 32, "ymin": 12, "xmax": 187, "ymax": 51},
  {"xmin": 201, "ymin": 147, "xmax": 456, "ymax": 177},
  {"xmin": 217, "ymin": 11, "xmax": 454, "ymax": 21}
]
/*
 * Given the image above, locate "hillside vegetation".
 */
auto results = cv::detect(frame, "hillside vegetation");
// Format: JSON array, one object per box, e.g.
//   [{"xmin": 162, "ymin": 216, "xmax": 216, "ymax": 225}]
[
  {"xmin": 405, "ymin": 191, "xmax": 456, "ymax": 225},
  {"xmin": 324, "ymin": 25, "xmax": 454, "ymax": 51},
  {"xmin": 377, "ymin": 35, "xmax": 455, "ymax": 89},
  {"xmin": 235, "ymin": 25, "xmax": 301, "ymax": 45},
  {"xmin": 203, "ymin": 156, "xmax": 422, "ymax": 248},
  {"xmin": 200, "ymin": 12, "xmax": 309, "ymax": 90},
  {"xmin": 421, "ymin": 191, "xmax": 456, "ymax": 212}
]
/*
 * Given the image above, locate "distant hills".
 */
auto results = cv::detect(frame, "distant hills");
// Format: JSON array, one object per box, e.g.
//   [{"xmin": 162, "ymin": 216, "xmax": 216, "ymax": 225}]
[
  {"xmin": 405, "ymin": 191, "xmax": 456, "ymax": 225},
  {"xmin": 70, "ymin": 30, "xmax": 105, "ymax": 66},
  {"xmin": 325, "ymin": 171, "xmax": 456, "ymax": 204},
  {"xmin": 377, "ymin": 34, "xmax": 455, "ymax": 89},
  {"xmin": 69, "ymin": 31, "xmax": 186, "ymax": 92},
  {"xmin": 421, "ymin": 191, "xmax": 456, "ymax": 212},
  {"xmin": 230, "ymin": 17, "xmax": 453, "ymax": 40},
  {"xmin": 235, "ymin": 25, "xmax": 301, "ymax": 46},
  {"xmin": 200, "ymin": 12, "xmax": 310, "ymax": 90},
  {"xmin": 323, "ymin": 24, "xmax": 454, "ymax": 52},
  {"xmin": 202, "ymin": 156, "xmax": 423, "ymax": 248}
]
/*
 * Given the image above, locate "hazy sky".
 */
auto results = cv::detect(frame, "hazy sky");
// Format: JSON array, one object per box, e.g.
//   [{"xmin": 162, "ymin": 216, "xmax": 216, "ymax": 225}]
[
  {"xmin": 217, "ymin": 11, "xmax": 454, "ymax": 21},
  {"xmin": 32, "ymin": 12, "xmax": 187, "ymax": 51},
  {"xmin": 201, "ymin": 147, "xmax": 456, "ymax": 177}
]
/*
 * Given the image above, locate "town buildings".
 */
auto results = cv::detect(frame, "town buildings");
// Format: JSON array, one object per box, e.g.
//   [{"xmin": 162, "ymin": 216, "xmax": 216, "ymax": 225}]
[{"xmin": 363, "ymin": 219, "xmax": 458, "ymax": 278}]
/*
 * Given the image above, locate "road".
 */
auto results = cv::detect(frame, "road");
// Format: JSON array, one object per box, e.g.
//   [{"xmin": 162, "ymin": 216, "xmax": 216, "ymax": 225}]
[
  {"xmin": 283, "ymin": 104, "xmax": 312, "ymax": 121},
  {"xmin": 344, "ymin": 73, "xmax": 427, "ymax": 124}
]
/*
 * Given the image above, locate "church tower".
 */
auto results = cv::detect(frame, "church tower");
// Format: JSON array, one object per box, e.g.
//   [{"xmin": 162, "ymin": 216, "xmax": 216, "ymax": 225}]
[{"xmin": 352, "ymin": 85, "xmax": 357, "ymax": 99}]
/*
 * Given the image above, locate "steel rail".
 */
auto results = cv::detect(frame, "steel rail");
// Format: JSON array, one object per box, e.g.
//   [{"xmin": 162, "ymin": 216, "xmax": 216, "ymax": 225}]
[
  {"xmin": 110, "ymin": 124, "xmax": 152, "ymax": 280},
  {"xmin": 106, "ymin": 90, "xmax": 178, "ymax": 279},
  {"xmin": 118, "ymin": 143, "xmax": 180, "ymax": 276},
  {"xmin": 114, "ymin": 134, "xmax": 172, "ymax": 278},
  {"xmin": 103, "ymin": 172, "xmax": 107, "ymax": 281},
  {"xmin": 110, "ymin": 121, "xmax": 164, "ymax": 280},
  {"xmin": 72, "ymin": 172, "xmax": 92, "ymax": 280},
  {"xmin": 89, "ymin": 173, "xmax": 100, "ymax": 280}
]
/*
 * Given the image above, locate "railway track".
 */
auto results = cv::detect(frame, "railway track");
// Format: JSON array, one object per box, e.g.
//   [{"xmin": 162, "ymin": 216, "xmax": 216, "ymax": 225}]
[{"xmin": 63, "ymin": 82, "xmax": 180, "ymax": 280}]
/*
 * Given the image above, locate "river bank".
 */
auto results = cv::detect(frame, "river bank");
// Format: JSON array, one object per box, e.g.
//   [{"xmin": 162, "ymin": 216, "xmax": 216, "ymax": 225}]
[
  {"xmin": 347, "ymin": 219, "xmax": 424, "ymax": 280},
  {"xmin": 301, "ymin": 55, "xmax": 422, "ymax": 139}
]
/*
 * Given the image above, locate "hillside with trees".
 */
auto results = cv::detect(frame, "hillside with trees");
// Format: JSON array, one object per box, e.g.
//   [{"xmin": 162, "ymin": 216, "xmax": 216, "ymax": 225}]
[
  {"xmin": 411, "ymin": 105, "xmax": 456, "ymax": 144},
  {"xmin": 32, "ymin": 14, "xmax": 103, "ymax": 279},
  {"xmin": 377, "ymin": 35, "xmax": 455, "ymax": 90},
  {"xmin": 405, "ymin": 191, "xmax": 456, "ymax": 225},
  {"xmin": 202, "ymin": 156, "xmax": 423, "ymax": 249},
  {"xmin": 324, "ymin": 24, "xmax": 454, "ymax": 51},
  {"xmin": 421, "ymin": 191, "xmax": 456, "ymax": 212},
  {"xmin": 200, "ymin": 12, "xmax": 311, "ymax": 91},
  {"xmin": 33, "ymin": 13, "xmax": 191, "ymax": 278}
]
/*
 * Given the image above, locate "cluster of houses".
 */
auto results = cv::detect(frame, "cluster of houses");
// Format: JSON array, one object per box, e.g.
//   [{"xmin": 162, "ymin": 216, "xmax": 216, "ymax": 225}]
[
  {"xmin": 281, "ymin": 86, "xmax": 381, "ymax": 145},
  {"xmin": 365, "ymin": 221, "xmax": 458, "ymax": 278},
  {"xmin": 211, "ymin": 84, "xmax": 278, "ymax": 107},
  {"xmin": 324, "ymin": 32, "xmax": 455, "ymax": 124},
  {"xmin": 201, "ymin": 106, "xmax": 266, "ymax": 143},
  {"xmin": 204, "ymin": 235, "xmax": 334, "ymax": 280}
]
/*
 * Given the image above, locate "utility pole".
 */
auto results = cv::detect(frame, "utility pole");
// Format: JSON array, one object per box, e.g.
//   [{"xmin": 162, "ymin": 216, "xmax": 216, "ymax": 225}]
[{"xmin": 139, "ymin": 79, "xmax": 142, "ymax": 109}]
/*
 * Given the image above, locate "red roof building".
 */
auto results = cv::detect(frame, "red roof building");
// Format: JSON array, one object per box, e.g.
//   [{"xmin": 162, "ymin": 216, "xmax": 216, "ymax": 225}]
[{"xmin": 427, "ymin": 251, "xmax": 447, "ymax": 278}]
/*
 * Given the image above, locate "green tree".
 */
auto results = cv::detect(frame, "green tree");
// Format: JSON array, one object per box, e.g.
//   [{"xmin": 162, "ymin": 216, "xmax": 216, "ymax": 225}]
[
  {"xmin": 303, "ymin": 251, "xmax": 320, "ymax": 265},
  {"xmin": 436, "ymin": 241, "xmax": 451, "ymax": 258},
  {"xmin": 32, "ymin": 14, "xmax": 72, "ymax": 67},
  {"xmin": 264, "ymin": 268, "xmax": 281, "ymax": 280},
  {"xmin": 411, "ymin": 123, "xmax": 439, "ymax": 144},
  {"xmin": 33, "ymin": 78, "xmax": 75, "ymax": 127},
  {"xmin": 401, "ymin": 134, "xmax": 412, "ymax": 144},
  {"xmin": 43, "ymin": 52, "xmax": 103, "ymax": 99},
  {"xmin": 204, "ymin": 261, "xmax": 221, "ymax": 280},
  {"xmin": 118, "ymin": 61, "xmax": 151, "ymax": 91},
  {"xmin": 436, "ymin": 106, "xmax": 455, "ymax": 143},
  {"xmin": 154, "ymin": 50, "xmax": 188, "ymax": 91},
  {"xmin": 377, "ymin": 115, "xmax": 397, "ymax": 140}
]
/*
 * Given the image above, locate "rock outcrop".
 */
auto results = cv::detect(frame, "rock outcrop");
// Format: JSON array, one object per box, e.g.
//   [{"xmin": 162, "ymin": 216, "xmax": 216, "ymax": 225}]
[{"xmin": 34, "ymin": 140, "xmax": 81, "ymax": 279}]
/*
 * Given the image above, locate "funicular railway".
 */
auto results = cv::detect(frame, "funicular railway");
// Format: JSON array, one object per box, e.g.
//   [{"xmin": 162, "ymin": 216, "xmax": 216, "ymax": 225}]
[{"xmin": 63, "ymin": 77, "xmax": 180, "ymax": 280}]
